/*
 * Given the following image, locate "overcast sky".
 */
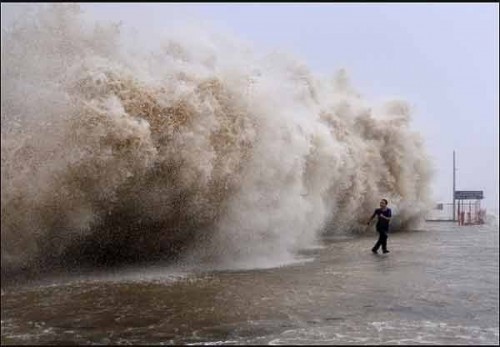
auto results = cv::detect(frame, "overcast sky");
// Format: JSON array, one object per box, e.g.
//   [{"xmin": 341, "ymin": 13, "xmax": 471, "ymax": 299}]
[{"xmin": 3, "ymin": 3, "xmax": 499, "ymax": 213}]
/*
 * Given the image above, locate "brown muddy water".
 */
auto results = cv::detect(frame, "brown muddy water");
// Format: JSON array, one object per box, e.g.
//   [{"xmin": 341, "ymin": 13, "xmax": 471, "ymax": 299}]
[{"xmin": 1, "ymin": 222, "xmax": 499, "ymax": 345}]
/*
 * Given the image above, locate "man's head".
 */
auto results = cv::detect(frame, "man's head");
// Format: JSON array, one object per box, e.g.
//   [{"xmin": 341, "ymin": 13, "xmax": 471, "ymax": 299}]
[{"xmin": 380, "ymin": 199, "xmax": 388, "ymax": 207}]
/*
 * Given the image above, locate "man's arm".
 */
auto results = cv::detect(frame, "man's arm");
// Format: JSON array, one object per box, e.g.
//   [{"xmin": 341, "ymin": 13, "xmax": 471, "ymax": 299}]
[
  {"xmin": 379, "ymin": 209, "xmax": 392, "ymax": 221},
  {"xmin": 367, "ymin": 210, "xmax": 378, "ymax": 225}
]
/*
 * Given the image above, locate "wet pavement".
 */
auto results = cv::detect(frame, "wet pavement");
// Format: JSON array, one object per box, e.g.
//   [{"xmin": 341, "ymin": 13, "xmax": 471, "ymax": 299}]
[{"xmin": 1, "ymin": 222, "xmax": 499, "ymax": 345}]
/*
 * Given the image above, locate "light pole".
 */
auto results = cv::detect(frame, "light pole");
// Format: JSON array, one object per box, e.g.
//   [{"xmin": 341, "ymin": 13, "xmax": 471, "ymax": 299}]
[{"xmin": 453, "ymin": 150, "xmax": 456, "ymax": 221}]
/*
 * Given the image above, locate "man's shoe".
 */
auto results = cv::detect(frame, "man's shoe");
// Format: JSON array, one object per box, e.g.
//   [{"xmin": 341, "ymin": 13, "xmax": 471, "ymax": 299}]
[
  {"xmin": 382, "ymin": 250, "xmax": 390, "ymax": 254},
  {"xmin": 371, "ymin": 249, "xmax": 378, "ymax": 254}
]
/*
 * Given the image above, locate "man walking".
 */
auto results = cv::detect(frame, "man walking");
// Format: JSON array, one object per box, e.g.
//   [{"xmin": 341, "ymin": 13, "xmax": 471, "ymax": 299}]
[{"xmin": 367, "ymin": 199, "xmax": 392, "ymax": 254}]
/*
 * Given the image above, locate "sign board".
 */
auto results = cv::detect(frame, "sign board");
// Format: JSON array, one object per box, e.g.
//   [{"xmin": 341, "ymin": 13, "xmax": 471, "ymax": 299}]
[{"xmin": 454, "ymin": 190, "xmax": 483, "ymax": 200}]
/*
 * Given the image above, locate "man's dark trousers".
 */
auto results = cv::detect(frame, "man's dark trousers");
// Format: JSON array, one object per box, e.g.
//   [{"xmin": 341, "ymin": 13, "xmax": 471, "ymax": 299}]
[{"xmin": 373, "ymin": 229, "xmax": 388, "ymax": 252}]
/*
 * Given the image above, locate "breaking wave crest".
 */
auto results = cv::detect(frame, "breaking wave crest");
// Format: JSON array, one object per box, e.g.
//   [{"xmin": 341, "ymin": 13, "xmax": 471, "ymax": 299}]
[{"xmin": 1, "ymin": 4, "xmax": 433, "ymax": 274}]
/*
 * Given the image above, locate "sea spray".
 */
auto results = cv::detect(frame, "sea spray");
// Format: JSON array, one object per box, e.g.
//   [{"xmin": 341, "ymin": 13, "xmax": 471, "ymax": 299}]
[{"xmin": 1, "ymin": 4, "xmax": 433, "ymax": 273}]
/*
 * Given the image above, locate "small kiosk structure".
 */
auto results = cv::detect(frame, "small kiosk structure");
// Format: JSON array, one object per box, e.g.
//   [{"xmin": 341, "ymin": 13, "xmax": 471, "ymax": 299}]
[{"xmin": 454, "ymin": 190, "xmax": 485, "ymax": 225}]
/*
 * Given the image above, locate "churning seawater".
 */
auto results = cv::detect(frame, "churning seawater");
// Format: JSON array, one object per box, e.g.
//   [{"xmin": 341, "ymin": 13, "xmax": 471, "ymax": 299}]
[
  {"xmin": 1, "ymin": 5, "xmax": 498, "ymax": 345},
  {"xmin": 2, "ymin": 222, "xmax": 498, "ymax": 345},
  {"xmin": 2, "ymin": 4, "xmax": 433, "ymax": 276}
]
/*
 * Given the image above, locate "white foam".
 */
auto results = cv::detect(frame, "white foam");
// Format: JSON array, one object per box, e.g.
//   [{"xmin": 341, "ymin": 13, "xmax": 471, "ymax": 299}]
[{"xmin": 2, "ymin": 4, "xmax": 433, "ymax": 272}]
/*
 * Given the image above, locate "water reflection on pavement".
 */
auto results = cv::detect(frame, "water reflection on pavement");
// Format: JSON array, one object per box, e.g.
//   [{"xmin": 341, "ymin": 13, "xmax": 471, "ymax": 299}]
[{"xmin": 2, "ymin": 222, "xmax": 499, "ymax": 345}]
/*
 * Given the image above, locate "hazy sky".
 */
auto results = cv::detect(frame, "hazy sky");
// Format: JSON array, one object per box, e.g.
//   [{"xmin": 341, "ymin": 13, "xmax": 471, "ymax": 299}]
[{"xmin": 3, "ymin": 3, "xmax": 499, "ymax": 212}]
